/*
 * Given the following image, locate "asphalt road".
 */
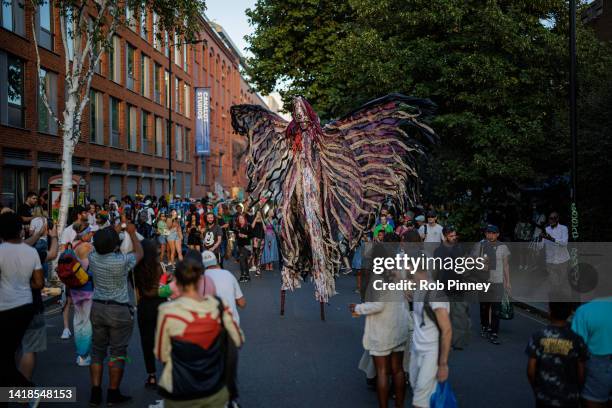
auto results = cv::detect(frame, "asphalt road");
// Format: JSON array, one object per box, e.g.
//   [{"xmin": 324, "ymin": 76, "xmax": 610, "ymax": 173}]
[{"xmin": 26, "ymin": 261, "xmax": 546, "ymax": 407}]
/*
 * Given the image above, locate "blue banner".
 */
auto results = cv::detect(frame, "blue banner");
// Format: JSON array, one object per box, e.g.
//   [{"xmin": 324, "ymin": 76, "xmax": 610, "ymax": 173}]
[{"xmin": 195, "ymin": 87, "xmax": 211, "ymax": 156}]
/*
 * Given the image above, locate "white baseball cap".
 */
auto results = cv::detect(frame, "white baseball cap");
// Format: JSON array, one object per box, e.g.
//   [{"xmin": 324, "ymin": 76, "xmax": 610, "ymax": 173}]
[{"xmin": 201, "ymin": 250, "xmax": 217, "ymax": 268}]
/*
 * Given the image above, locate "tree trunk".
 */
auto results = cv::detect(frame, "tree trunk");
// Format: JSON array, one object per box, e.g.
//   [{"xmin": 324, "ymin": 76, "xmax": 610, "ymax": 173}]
[{"xmin": 57, "ymin": 108, "xmax": 77, "ymax": 239}]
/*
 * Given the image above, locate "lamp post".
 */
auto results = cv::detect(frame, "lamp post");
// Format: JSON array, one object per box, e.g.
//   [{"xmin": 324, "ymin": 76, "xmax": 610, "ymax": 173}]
[
  {"xmin": 167, "ymin": 35, "xmax": 207, "ymax": 198},
  {"xmin": 569, "ymin": 0, "xmax": 579, "ymax": 242}
]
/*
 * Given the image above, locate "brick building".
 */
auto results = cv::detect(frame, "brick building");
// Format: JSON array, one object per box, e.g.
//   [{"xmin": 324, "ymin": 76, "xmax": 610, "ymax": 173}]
[
  {"xmin": 583, "ymin": 0, "xmax": 612, "ymax": 42},
  {"xmin": 0, "ymin": 3, "xmax": 266, "ymax": 209}
]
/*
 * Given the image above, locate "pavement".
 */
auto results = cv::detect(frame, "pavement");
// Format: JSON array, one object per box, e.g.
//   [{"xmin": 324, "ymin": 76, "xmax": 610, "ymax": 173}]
[{"xmin": 26, "ymin": 260, "xmax": 547, "ymax": 407}]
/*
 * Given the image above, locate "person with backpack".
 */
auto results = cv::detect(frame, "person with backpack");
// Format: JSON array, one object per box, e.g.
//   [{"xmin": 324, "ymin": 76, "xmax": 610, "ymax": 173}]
[
  {"xmin": 409, "ymin": 265, "xmax": 452, "ymax": 408},
  {"xmin": 70, "ymin": 225, "xmax": 95, "ymax": 367},
  {"xmin": 155, "ymin": 258, "xmax": 244, "ymax": 408}
]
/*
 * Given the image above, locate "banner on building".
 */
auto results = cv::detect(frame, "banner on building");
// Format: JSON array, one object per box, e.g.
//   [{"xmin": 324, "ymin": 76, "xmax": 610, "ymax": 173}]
[{"xmin": 195, "ymin": 87, "xmax": 211, "ymax": 156}]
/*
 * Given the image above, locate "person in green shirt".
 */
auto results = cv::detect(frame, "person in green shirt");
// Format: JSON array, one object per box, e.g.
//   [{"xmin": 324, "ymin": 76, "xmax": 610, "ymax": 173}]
[
  {"xmin": 373, "ymin": 215, "xmax": 394, "ymax": 238},
  {"xmin": 156, "ymin": 213, "xmax": 170, "ymax": 265}
]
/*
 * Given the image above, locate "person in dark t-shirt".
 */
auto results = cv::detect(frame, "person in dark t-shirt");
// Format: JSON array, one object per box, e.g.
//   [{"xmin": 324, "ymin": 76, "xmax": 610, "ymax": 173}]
[
  {"xmin": 526, "ymin": 302, "xmax": 588, "ymax": 408},
  {"xmin": 202, "ymin": 212, "xmax": 222, "ymax": 256},
  {"xmin": 18, "ymin": 192, "xmax": 38, "ymax": 225}
]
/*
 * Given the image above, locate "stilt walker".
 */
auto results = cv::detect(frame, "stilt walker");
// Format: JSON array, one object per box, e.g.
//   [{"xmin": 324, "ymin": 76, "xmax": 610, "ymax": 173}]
[{"xmin": 231, "ymin": 94, "xmax": 437, "ymax": 311}]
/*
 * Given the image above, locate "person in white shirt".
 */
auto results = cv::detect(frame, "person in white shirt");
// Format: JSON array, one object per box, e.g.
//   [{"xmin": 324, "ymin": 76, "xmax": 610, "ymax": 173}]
[
  {"xmin": 201, "ymin": 250, "xmax": 245, "ymax": 407},
  {"xmin": 419, "ymin": 211, "xmax": 444, "ymax": 257},
  {"xmin": 201, "ymin": 250, "xmax": 246, "ymax": 323},
  {"xmin": 540, "ymin": 212, "xmax": 570, "ymax": 300},
  {"xmin": 409, "ymin": 267, "xmax": 452, "ymax": 408},
  {"xmin": 0, "ymin": 212, "xmax": 44, "ymax": 386}
]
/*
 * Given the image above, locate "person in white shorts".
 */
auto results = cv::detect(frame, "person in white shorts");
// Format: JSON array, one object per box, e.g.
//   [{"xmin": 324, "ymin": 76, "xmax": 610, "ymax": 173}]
[{"xmin": 410, "ymin": 268, "xmax": 452, "ymax": 408}]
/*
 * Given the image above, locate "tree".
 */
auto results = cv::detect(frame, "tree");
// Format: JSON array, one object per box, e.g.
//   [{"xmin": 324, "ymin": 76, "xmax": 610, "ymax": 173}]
[
  {"xmin": 246, "ymin": 0, "xmax": 612, "ymax": 239},
  {"xmin": 31, "ymin": 0, "xmax": 205, "ymax": 235}
]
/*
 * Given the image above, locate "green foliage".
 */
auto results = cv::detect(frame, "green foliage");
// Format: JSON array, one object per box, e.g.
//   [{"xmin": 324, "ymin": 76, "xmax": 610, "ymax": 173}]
[{"xmin": 246, "ymin": 0, "xmax": 612, "ymax": 239}]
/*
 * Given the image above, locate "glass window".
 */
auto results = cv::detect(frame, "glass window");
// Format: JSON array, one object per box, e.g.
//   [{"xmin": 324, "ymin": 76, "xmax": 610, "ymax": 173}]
[
  {"xmin": 175, "ymin": 125, "xmax": 182, "ymax": 161},
  {"xmin": 199, "ymin": 157, "xmax": 206, "ymax": 185},
  {"xmin": 140, "ymin": 9, "xmax": 147, "ymax": 40},
  {"xmin": 38, "ymin": 68, "xmax": 58, "ymax": 134},
  {"xmin": 153, "ymin": 63, "xmax": 161, "ymax": 103},
  {"xmin": 152, "ymin": 13, "xmax": 159, "ymax": 50},
  {"xmin": 2, "ymin": 53, "xmax": 25, "ymax": 127},
  {"xmin": 140, "ymin": 54, "xmax": 150, "ymax": 97},
  {"xmin": 126, "ymin": 44, "xmax": 135, "ymax": 90},
  {"xmin": 127, "ymin": 105, "xmax": 137, "ymax": 150},
  {"xmin": 184, "ymin": 128, "xmax": 190, "ymax": 162},
  {"xmin": 183, "ymin": 44, "xmax": 187, "ymax": 71},
  {"xmin": 126, "ymin": 6, "xmax": 135, "ymax": 30},
  {"xmin": 141, "ymin": 111, "xmax": 150, "ymax": 154},
  {"xmin": 1, "ymin": 0, "xmax": 25, "ymax": 36},
  {"xmin": 175, "ymin": 78, "xmax": 179, "ymax": 112},
  {"xmin": 165, "ymin": 70, "xmax": 170, "ymax": 108},
  {"xmin": 38, "ymin": 1, "xmax": 53, "ymax": 50},
  {"xmin": 155, "ymin": 116, "xmax": 163, "ymax": 157},
  {"xmin": 184, "ymin": 84, "xmax": 190, "ymax": 118},
  {"xmin": 110, "ymin": 97, "xmax": 120, "ymax": 147},
  {"xmin": 109, "ymin": 36, "xmax": 121, "ymax": 83},
  {"xmin": 164, "ymin": 32, "xmax": 169, "ymax": 58},
  {"xmin": 89, "ymin": 90, "xmax": 103, "ymax": 143}
]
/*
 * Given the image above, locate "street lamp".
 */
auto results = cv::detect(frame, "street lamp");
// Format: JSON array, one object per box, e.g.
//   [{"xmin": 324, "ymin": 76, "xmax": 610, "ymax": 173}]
[
  {"xmin": 569, "ymin": 0, "xmax": 578, "ymax": 241},
  {"xmin": 167, "ymin": 35, "xmax": 207, "ymax": 198}
]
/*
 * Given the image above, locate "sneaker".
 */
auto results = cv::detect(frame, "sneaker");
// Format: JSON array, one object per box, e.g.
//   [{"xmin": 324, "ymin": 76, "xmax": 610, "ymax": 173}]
[
  {"xmin": 249, "ymin": 266, "xmax": 256, "ymax": 272},
  {"xmin": 489, "ymin": 333, "xmax": 501, "ymax": 345},
  {"xmin": 480, "ymin": 326, "xmax": 490, "ymax": 338},
  {"xmin": 106, "ymin": 389, "xmax": 132, "ymax": 406},
  {"xmin": 89, "ymin": 386, "xmax": 102, "ymax": 407},
  {"xmin": 77, "ymin": 355, "xmax": 91, "ymax": 366},
  {"xmin": 61, "ymin": 328, "xmax": 72, "ymax": 339}
]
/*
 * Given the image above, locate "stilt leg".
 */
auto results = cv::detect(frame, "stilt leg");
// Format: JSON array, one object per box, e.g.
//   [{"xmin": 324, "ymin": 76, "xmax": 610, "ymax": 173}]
[
  {"xmin": 320, "ymin": 301, "xmax": 325, "ymax": 321},
  {"xmin": 280, "ymin": 289, "xmax": 286, "ymax": 316}
]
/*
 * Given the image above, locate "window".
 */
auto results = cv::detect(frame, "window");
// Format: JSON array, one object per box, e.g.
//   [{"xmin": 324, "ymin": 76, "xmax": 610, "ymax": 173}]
[
  {"xmin": 175, "ymin": 125, "xmax": 182, "ymax": 161},
  {"xmin": 184, "ymin": 84, "xmax": 190, "ymax": 118},
  {"xmin": 38, "ymin": 68, "xmax": 57, "ymax": 134},
  {"xmin": 127, "ymin": 105, "xmax": 137, "ymax": 151},
  {"xmin": 1, "ymin": 0, "xmax": 25, "ymax": 36},
  {"xmin": 140, "ymin": 54, "xmax": 150, "ymax": 97},
  {"xmin": 199, "ymin": 157, "xmax": 206, "ymax": 185},
  {"xmin": 184, "ymin": 128, "xmax": 190, "ymax": 162},
  {"xmin": 126, "ymin": 6, "xmax": 136, "ymax": 30},
  {"xmin": 152, "ymin": 13, "xmax": 160, "ymax": 50},
  {"xmin": 126, "ymin": 44, "xmax": 135, "ymax": 91},
  {"xmin": 37, "ymin": 1, "xmax": 53, "ymax": 50},
  {"xmin": 164, "ymin": 70, "xmax": 170, "ymax": 108},
  {"xmin": 109, "ymin": 97, "xmax": 120, "ymax": 147},
  {"xmin": 174, "ymin": 35, "xmax": 180, "ymax": 66},
  {"xmin": 141, "ymin": 110, "xmax": 150, "ymax": 154},
  {"xmin": 139, "ymin": 9, "xmax": 147, "ymax": 40},
  {"xmin": 1, "ymin": 52, "xmax": 25, "ymax": 127},
  {"xmin": 89, "ymin": 90, "xmax": 103, "ymax": 143},
  {"xmin": 109, "ymin": 36, "xmax": 121, "ymax": 83},
  {"xmin": 155, "ymin": 116, "xmax": 163, "ymax": 157},
  {"xmin": 175, "ymin": 77, "xmax": 179, "ymax": 112},
  {"xmin": 182, "ymin": 44, "xmax": 187, "ymax": 71},
  {"xmin": 153, "ymin": 63, "xmax": 161, "ymax": 103},
  {"xmin": 164, "ymin": 32, "xmax": 169, "ymax": 58},
  {"xmin": 218, "ymin": 153, "xmax": 223, "ymax": 179}
]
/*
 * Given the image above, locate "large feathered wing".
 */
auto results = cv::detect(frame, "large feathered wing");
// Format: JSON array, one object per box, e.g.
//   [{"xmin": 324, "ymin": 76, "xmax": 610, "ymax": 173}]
[
  {"xmin": 230, "ymin": 104, "xmax": 292, "ymax": 205},
  {"xmin": 322, "ymin": 93, "xmax": 437, "ymax": 248}
]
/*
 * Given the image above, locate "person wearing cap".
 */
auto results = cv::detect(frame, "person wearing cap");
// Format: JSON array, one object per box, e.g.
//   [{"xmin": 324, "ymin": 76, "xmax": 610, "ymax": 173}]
[
  {"xmin": 138, "ymin": 199, "xmax": 156, "ymax": 226},
  {"xmin": 474, "ymin": 224, "xmax": 511, "ymax": 345},
  {"xmin": 201, "ymin": 250, "xmax": 245, "ymax": 407},
  {"xmin": 414, "ymin": 214, "xmax": 426, "ymax": 230},
  {"xmin": 418, "ymin": 211, "xmax": 444, "ymax": 243}
]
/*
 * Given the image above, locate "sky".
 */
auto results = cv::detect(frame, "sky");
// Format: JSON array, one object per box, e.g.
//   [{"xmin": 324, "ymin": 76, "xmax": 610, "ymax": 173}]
[{"xmin": 204, "ymin": 0, "xmax": 257, "ymax": 56}]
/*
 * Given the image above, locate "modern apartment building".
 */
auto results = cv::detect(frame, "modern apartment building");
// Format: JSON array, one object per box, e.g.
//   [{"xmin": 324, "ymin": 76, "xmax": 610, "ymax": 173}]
[{"xmin": 0, "ymin": 2, "xmax": 266, "ymax": 208}]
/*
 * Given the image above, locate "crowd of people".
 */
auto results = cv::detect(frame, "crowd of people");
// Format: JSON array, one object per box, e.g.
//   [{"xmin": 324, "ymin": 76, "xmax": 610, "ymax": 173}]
[{"xmin": 0, "ymin": 190, "xmax": 610, "ymax": 408}]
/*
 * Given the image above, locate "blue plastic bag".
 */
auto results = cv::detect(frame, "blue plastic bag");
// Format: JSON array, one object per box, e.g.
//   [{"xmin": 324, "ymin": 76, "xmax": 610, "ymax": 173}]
[{"xmin": 429, "ymin": 381, "xmax": 458, "ymax": 408}]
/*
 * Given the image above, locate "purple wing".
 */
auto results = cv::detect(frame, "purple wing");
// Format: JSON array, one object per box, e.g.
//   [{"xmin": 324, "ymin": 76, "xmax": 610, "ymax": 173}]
[
  {"xmin": 322, "ymin": 93, "xmax": 437, "ymax": 247},
  {"xmin": 230, "ymin": 104, "xmax": 292, "ymax": 205}
]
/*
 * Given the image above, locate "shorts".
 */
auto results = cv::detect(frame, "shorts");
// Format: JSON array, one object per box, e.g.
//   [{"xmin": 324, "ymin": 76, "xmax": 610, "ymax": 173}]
[
  {"xmin": 21, "ymin": 313, "xmax": 47, "ymax": 353},
  {"xmin": 90, "ymin": 302, "xmax": 134, "ymax": 368},
  {"xmin": 168, "ymin": 231, "xmax": 179, "ymax": 241},
  {"xmin": 370, "ymin": 343, "xmax": 405, "ymax": 357},
  {"xmin": 582, "ymin": 355, "xmax": 612, "ymax": 403},
  {"xmin": 409, "ymin": 349, "xmax": 439, "ymax": 408},
  {"xmin": 158, "ymin": 235, "xmax": 167, "ymax": 245}
]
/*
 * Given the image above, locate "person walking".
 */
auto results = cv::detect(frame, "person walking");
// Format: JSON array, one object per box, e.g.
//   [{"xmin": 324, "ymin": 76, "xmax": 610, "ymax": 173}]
[
  {"xmin": 155, "ymin": 258, "xmax": 244, "ymax": 408},
  {"xmin": 134, "ymin": 239, "xmax": 166, "ymax": 389},
  {"xmin": 539, "ymin": 212, "xmax": 570, "ymax": 300},
  {"xmin": 156, "ymin": 212, "xmax": 170, "ymax": 265},
  {"xmin": 88, "ymin": 224, "xmax": 143, "ymax": 406},
  {"xmin": 571, "ymin": 297, "xmax": 612, "ymax": 408},
  {"xmin": 71, "ymin": 225, "xmax": 95, "ymax": 367},
  {"xmin": 260, "ymin": 211, "xmax": 279, "ymax": 271},
  {"xmin": 527, "ymin": 302, "xmax": 588, "ymax": 408},
  {"xmin": 234, "ymin": 214, "xmax": 252, "ymax": 283},
  {"xmin": 167, "ymin": 217, "xmax": 183, "ymax": 266},
  {"xmin": 0, "ymin": 212, "xmax": 44, "ymax": 387},
  {"xmin": 475, "ymin": 224, "xmax": 511, "ymax": 345}
]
